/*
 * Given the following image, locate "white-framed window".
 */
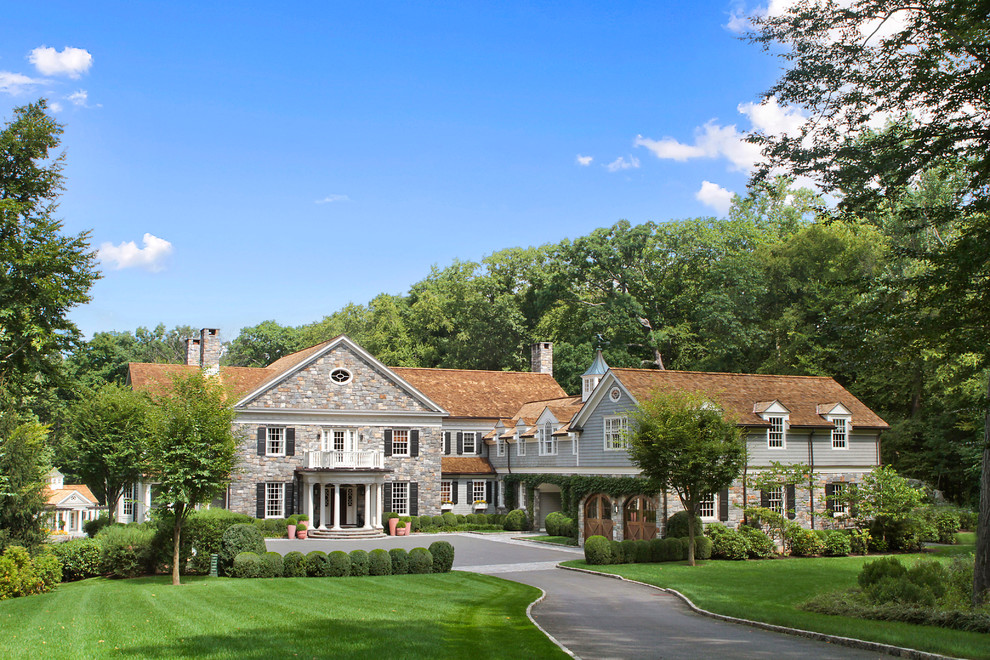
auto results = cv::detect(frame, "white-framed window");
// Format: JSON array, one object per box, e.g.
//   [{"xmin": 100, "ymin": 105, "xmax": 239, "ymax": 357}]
[
  {"xmin": 539, "ymin": 422, "xmax": 556, "ymax": 456},
  {"xmin": 583, "ymin": 378, "xmax": 594, "ymax": 397},
  {"xmin": 392, "ymin": 429, "xmax": 409, "ymax": 456},
  {"xmin": 571, "ymin": 433, "xmax": 578, "ymax": 455},
  {"xmin": 266, "ymin": 426, "xmax": 286, "ymax": 456},
  {"xmin": 329, "ymin": 368, "xmax": 352, "ymax": 384},
  {"xmin": 604, "ymin": 416, "xmax": 629, "ymax": 450},
  {"xmin": 496, "ymin": 436, "xmax": 505, "ymax": 457},
  {"xmin": 462, "ymin": 431, "xmax": 477, "ymax": 454},
  {"xmin": 322, "ymin": 429, "xmax": 352, "ymax": 452},
  {"xmin": 832, "ymin": 417, "xmax": 848, "ymax": 449},
  {"xmin": 831, "ymin": 483, "xmax": 847, "ymax": 515},
  {"xmin": 767, "ymin": 486, "xmax": 783, "ymax": 514},
  {"xmin": 698, "ymin": 494, "xmax": 716, "ymax": 519},
  {"xmin": 440, "ymin": 480, "xmax": 452, "ymax": 504},
  {"xmin": 517, "ymin": 434, "xmax": 526, "ymax": 456},
  {"xmin": 265, "ymin": 482, "xmax": 285, "ymax": 519},
  {"xmin": 122, "ymin": 483, "xmax": 137, "ymax": 517},
  {"xmin": 391, "ymin": 482, "xmax": 409, "ymax": 515},
  {"xmin": 767, "ymin": 417, "xmax": 785, "ymax": 449},
  {"xmin": 473, "ymin": 480, "xmax": 486, "ymax": 503}
]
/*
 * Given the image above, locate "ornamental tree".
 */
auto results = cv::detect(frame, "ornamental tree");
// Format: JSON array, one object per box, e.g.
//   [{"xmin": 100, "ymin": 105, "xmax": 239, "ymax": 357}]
[
  {"xmin": 627, "ymin": 390, "xmax": 745, "ymax": 565},
  {"xmin": 147, "ymin": 372, "xmax": 238, "ymax": 585}
]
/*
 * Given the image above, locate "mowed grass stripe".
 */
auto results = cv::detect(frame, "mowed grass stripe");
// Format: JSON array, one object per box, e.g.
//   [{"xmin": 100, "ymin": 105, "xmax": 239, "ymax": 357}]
[{"xmin": 0, "ymin": 573, "xmax": 567, "ymax": 659}]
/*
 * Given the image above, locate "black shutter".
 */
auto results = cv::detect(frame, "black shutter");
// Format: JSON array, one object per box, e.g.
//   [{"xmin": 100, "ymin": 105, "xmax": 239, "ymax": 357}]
[
  {"xmin": 411, "ymin": 430, "xmax": 419, "ymax": 457},
  {"xmin": 760, "ymin": 489, "xmax": 769, "ymax": 509},
  {"xmin": 451, "ymin": 480, "xmax": 458, "ymax": 504},
  {"xmin": 444, "ymin": 431, "xmax": 451, "ymax": 455},
  {"xmin": 486, "ymin": 480, "xmax": 493, "ymax": 505},
  {"xmin": 719, "ymin": 488, "xmax": 729, "ymax": 521},
  {"xmin": 383, "ymin": 482, "xmax": 393, "ymax": 513},
  {"xmin": 285, "ymin": 483, "xmax": 295, "ymax": 516},
  {"xmin": 286, "ymin": 428, "xmax": 295, "ymax": 457},
  {"xmin": 384, "ymin": 429, "xmax": 393, "ymax": 457},
  {"xmin": 256, "ymin": 483, "xmax": 265, "ymax": 518},
  {"xmin": 257, "ymin": 427, "xmax": 266, "ymax": 455},
  {"xmin": 477, "ymin": 435, "xmax": 483, "ymax": 455},
  {"xmin": 825, "ymin": 483, "xmax": 835, "ymax": 514},
  {"xmin": 786, "ymin": 484, "xmax": 796, "ymax": 519},
  {"xmin": 850, "ymin": 484, "xmax": 858, "ymax": 517},
  {"xmin": 494, "ymin": 481, "xmax": 500, "ymax": 507},
  {"xmin": 456, "ymin": 432, "xmax": 463, "ymax": 455},
  {"xmin": 410, "ymin": 482, "xmax": 419, "ymax": 516}
]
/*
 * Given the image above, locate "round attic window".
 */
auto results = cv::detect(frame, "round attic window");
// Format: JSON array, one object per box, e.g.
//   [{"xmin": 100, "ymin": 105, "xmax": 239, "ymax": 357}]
[
  {"xmin": 609, "ymin": 387, "xmax": 621, "ymax": 402},
  {"xmin": 330, "ymin": 368, "xmax": 352, "ymax": 384}
]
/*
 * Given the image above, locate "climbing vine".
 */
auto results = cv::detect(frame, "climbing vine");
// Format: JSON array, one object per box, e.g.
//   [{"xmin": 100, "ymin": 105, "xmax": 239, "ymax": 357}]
[{"xmin": 502, "ymin": 474, "xmax": 661, "ymax": 519}]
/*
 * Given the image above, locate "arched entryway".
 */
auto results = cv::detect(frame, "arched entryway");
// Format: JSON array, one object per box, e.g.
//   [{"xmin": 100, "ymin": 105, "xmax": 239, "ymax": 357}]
[
  {"xmin": 584, "ymin": 493, "xmax": 614, "ymax": 540},
  {"xmin": 623, "ymin": 495, "xmax": 658, "ymax": 540}
]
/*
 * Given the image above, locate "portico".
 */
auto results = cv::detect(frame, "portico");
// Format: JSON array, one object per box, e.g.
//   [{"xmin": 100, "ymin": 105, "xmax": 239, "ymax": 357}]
[{"xmin": 297, "ymin": 469, "xmax": 388, "ymax": 536}]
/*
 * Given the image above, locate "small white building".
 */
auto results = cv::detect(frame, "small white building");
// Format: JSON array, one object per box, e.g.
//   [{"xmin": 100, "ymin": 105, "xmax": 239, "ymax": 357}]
[{"xmin": 44, "ymin": 469, "xmax": 103, "ymax": 538}]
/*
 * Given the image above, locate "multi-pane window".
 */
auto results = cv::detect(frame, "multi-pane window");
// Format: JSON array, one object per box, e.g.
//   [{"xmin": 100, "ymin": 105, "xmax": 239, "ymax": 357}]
[
  {"xmin": 604, "ymin": 416, "xmax": 629, "ymax": 450},
  {"xmin": 462, "ymin": 431, "xmax": 476, "ymax": 454},
  {"xmin": 267, "ymin": 427, "xmax": 285, "ymax": 455},
  {"xmin": 832, "ymin": 418, "xmax": 848, "ymax": 449},
  {"xmin": 698, "ymin": 494, "xmax": 716, "ymax": 518},
  {"xmin": 496, "ymin": 437, "xmax": 505, "ymax": 457},
  {"xmin": 767, "ymin": 417, "xmax": 785, "ymax": 448},
  {"xmin": 322, "ymin": 429, "xmax": 349, "ymax": 452},
  {"xmin": 517, "ymin": 434, "xmax": 526, "ymax": 456},
  {"xmin": 440, "ymin": 481, "xmax": 452, "ymax": 504},
  {"xmin": 539, "ymin": 422, "xmax": 556, "ymax": 455},
  {"xmin": 572, "ymin": 434, "xmax": 578, "ymax": 455},
  {"xmin": 265, "ymin": 483, "xmax": 285, "ymax": 518},
  {"xmin": 392, "ymin": 482, "xmax": 409, "ymax": 515},
  {"xmin": 831, "ymin": 483, "xmax": 846, "ymax": 515},
  {"xmin": 473, "ymin": 480, "xmax": 486, "ymax": 503},
  {"xmin": 122, "ymin": 483, "xmax": 137, "ymax": 516},
  {"xmin": 767, "ymin": 486, "xmax": 784, "ymax": 514},
  {"xmin": 392, "ymin": 429, "xmax": 409, "ymax": 456}
]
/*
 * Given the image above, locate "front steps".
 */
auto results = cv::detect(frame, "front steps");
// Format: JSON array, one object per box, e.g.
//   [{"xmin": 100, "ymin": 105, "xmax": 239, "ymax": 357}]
[{"xmin": 307, "ymin": 527, "xmax": 386, "ymax": 540}]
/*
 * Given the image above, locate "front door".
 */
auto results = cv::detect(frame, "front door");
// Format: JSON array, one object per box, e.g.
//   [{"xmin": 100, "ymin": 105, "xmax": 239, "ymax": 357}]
[
  {"xmin": 624, "ymin": 495, "xmax": 658, "ymax": 540},
  {"xmin": 584, "ymin": 493, "xmax": 614, "ymax": 540}
]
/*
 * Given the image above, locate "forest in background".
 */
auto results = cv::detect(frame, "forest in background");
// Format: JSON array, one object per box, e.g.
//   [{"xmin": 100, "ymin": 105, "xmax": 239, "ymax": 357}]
[{"xmin": 64, "ymin": 175, "xmax": 987, "ymax": 506}]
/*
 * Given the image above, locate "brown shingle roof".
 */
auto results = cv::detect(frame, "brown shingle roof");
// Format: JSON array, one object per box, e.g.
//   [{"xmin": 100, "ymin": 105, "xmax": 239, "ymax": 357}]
[
  {"xmin": 610, "ymin": 368, "xmax": 889, "ymax": 429},
  {"xmin": 44, "ymin": 485, "xmax": 99, "ymax": 507},
  {"xmin": 128, "ymin": 363, "xmax": 274, "ymax": 400},
  {"xmin": 441, "ymin": 457, "xmax": 496, "ymax": 475},
  {"xmin": 392, "ymin": 368, "xmax": 566, "ymax": 418}
]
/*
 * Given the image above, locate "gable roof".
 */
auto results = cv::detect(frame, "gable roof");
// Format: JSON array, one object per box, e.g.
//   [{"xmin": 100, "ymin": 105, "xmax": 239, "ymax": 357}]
[
  {"xmin": 602, "ymin": 368, "xmax": 888, "ymax": 429},
  {"xmin": 44, "ymin": 485, "xmax": 99, "ymax": 507},
  {"xmin": 391, "ymin": 367, "xmax": 566, "ymax": 419}
]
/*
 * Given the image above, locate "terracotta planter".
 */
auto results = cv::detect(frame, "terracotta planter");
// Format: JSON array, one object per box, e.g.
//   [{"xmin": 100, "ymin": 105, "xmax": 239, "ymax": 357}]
[
  {"xmin": 397, "ymin": 525, "xmax": 407, "ymax": 536},
  {"xmin": 297, "ymin": 528, "xmax": 308, "ymax": 539},
  {"xmin": 388, "ymin": 518, "xmax": 399, "ymax": 536},
  {"xmin": 287, "ymin": 524, "xmax": 296, "ymax": 539}
]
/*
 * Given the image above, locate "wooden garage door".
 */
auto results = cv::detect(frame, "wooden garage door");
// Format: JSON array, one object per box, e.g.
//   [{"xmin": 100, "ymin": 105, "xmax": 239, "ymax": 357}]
[
  {"xmin": 623, "ymin": 495, "xmax": 658, "ymax": 541},
  {"xmin": 584, "ymin": 493, "xmax": 614, "ymax": 540}
]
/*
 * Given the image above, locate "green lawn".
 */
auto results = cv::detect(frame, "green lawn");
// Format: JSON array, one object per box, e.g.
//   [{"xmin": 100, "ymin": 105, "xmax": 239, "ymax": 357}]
[
  {"xmin": 524, "ymin": 535, "xmax": 579, "ymax": 546},
  {"xmin": 0, "ymin": 573, "xmax": 566, "ymax": 659},
  {"xmin": 563, "ymin": 534, "xmax": 985, "ymax": 659}
]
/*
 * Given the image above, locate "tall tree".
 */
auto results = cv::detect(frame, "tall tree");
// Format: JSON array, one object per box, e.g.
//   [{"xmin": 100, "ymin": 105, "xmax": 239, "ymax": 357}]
[
  {"xmin": 627, "ymin": 390, "xmax": 745, "ymax": 565},
  {"xmin": 0, "ymin": 398, "xmax": 51, "ymax": 551},
  {"xmin": 0, "ymin": 101, "xmax": 99, "ymax": 403},
  {"xmin": 67, "ymin": 383, "xmax": 149, "ymax": 520},
  {"xmin": 224, "ymin": 320, "xmax": 299, "ymax": 367},
  {"xmin": 147, "ymin": 373, "xmax": 237, "ymax": 585}
]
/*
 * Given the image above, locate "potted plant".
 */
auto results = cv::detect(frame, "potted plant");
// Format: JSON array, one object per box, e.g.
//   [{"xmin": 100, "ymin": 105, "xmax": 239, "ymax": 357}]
[
  {"xmin": 286, "ymin": 515, "xmax": 298, "ymax": 539},
  {"xmin": 396, "ymin": 521, "xmax": 407, "ymax": 536},
  {"xmin": 441, "ymin": 500, "xmax": 453, "ymax": 511},
  {"xmin": 296, "ymin": 520, "xmax": 308, "ymax": 539},
  {"xmin": 386, "ymin": 512, "xmax": 399, "ymax": 535},
  {"xmin": 473, "ymin": 499, "xmax": 487, "ymax": 511}
]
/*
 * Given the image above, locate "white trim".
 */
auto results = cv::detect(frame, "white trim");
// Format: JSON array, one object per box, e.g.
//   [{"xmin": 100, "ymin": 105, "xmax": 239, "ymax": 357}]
[
  {"xmin": 265, "ymin": 426, "xmax": 287, "ymax": 456},
  {"xmin": 391, "ymin": 428, "xmax": 411, "ymax": 457},
  {"xmin": 765, "ymin": 414, "xmax": 788, "ymax": 449},
  {"xmin": 497, "ymin": 466, "xmax": 643, "ymax": 475},
  {"xmin": 603, "ymin": 415, "xmax": 629, "ymax": 451},
  {"xmin": 517, "ymin": 434, "xmax": 527, "ymax": 456},
  {"xmin": 329, "ymin": 367, "xmax": 353, "ymax": 385},
  {"xmin": 538, "ymin": 422, "xmax": 557, "ymax": 456},
  {"xmin": 570, "ymin": 370, "xmax": 636, "ymax": 430},
  {"xmin": 236, "ymin": 410, "xmax": 444, "ymax": 425},
  {"xmin": 265, "ymin": 482, "xmax": 285, "ymax": 518}
]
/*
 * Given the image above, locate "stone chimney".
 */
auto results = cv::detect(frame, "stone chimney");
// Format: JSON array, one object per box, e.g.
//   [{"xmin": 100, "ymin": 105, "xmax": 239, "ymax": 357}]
[
  {"xmin": 530, "ymin": 341, "xmax": 553, "ymax": 375},
  {"xmin": 185, "ymin": 337, "xmax": 202, "ymax": 366},
  {"xmin": 184, "ymin": 329, "xmax": 221, "ymax": 370}
]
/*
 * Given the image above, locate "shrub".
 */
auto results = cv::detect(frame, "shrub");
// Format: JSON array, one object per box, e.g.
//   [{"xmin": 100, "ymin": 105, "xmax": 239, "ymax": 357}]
[
  {"xmin": 432, "ymin": 515, "xmax": 446, "ymax": 528},
  {"xmin": 821, "ymin": 530, "xmax": 851, "ymax": 557},
  {"xmin": 559, "ymin": 516, "xmax": 577, "ymax": 539},
  {"xmin": 253, "ymin": 517, "xmax": 290, "ymax": 539},
  {"xmin": 789, "ymin": 528, "xmax": 825, "ymax": 557},
  {"xmin": 858, "ymin": 557, "xmax": 907, "ymax": 588},
  {"xmin": 349, "ymin": 550, "xmax": 369, "ymax": 576},
  {"xmin": 958, "ymin": 509, "xmax": 977, "ymax": 531},
  {"xmin": 0, "ymin": 546, "xmax": 56, "ymax": 599},
  {"xmin": 738, "ymin": 525, "xmax": 775, "ymax": 559},
  {"xmin": 935, "ymin": 509, "xmax": 961, "ymax": 544},
  {"xmin": 327, "ymin": 551, "xmax": 351, "ymax": 577},
  {"xmin": 33, "ymin": 550, "xmax": 62, "ymax": 590},
  {"xmin": 389, "ymin": 548, "xmax": 409, "ymax": 575},
  {"xmin": 369, "ymin": 549, "xmax": 392, "ymax": 576},
  {"xmin": 409, "ymin": 516, "xmax": 421, "ymax": 532},
  {"xmin": 305, "ymin": 550, "xmax": 330, "ymax": 577},
  {"xmin": 83, "ymin": 514, "xmax": 112, "ymax": 539},
  {"xmin": 219, "ymin": 524, "xmax": 267, "ymax": 575},
  {"xmin": 609, "ymin": 540, "xmax": 626, "ymax": 564},
  {"xmin": 488, "ymin": 514, "xmax": 505, "ymax": 526},
  {"xmin": 504, "ymin": 509, "xmax": 528, "ymax": 531},
  {"xmin": 867, "ymin": 576, "xmax": 935, "ymax": 606},
  {"xmin": 906, "ymin": 559, "xmax": 949, "ymax": 600},
  {"xmin": 584, "ymin": 535, "xmax": 612, "ymax": 565},
  {"xmin": 660, "ymin": 538, "xmax": 684, "ymax": 562},
  {"xmin": 648, "ymin": 538, "xmax": 665, "ymax": 562},
  {"xmin": 664, "ymin": 511, "xmax": 702, "ymax": 539},
  {"xmin": 98, "ymin": 524, "xmax": 155, "ymax": 578},
  {"xmin": 261, "ymin": 551, "xmax": 283, "ymax": 577},
  {"xmin": 544, "ymin": 511, "xmax": 564, "ymax": 536},
  {"xmin": 232, "ymin": 552, "xmax": 262, "ymax": 578},
  {"xmin": 408, "ymin": 547, "xmax": 434, "ymax": 574},
  {"xmin": 442, "ymin": 512, "xmax": 457, "ymax": 527},
  {"xmin": 849, "ymin": 528, "xmax": 870, "ymax": 554},
  {"xmin": 50, "ymin": 537, "xmax": 103, "ymax": 581},
  {"xmin": 633, "ymin": 539, "xmax": 652, "ymax": 563},
  {"xmin": 620, "ymin": 539, "xmax": 638, "ymax": 563},
  {"xmin": 455, "ymin": 514, "xmax": 466, "ymax": 524},
  {"xmin": 693, "ymin": 536, "xmax": 713, "ymax": 560},
  {"xmin": 183, "ymin": 509, "xmax": 253, "ymax": 573},
  {"xmin": 705, "ymin": 523, "xmax": 748, "ymax": 561},
  {"xmin": 429, "ymin": 541, "xmax": 455, "ymax": 573},
  {"xmin": 282, "ymin": 551, "xmax": 307, "ymax": 577}
]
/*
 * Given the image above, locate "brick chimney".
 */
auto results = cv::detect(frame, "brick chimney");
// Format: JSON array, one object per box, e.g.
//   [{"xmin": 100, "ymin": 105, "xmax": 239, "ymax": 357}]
[{"xmin": 530, "ymin": 341, "xmax": 553, "ymax": 375}]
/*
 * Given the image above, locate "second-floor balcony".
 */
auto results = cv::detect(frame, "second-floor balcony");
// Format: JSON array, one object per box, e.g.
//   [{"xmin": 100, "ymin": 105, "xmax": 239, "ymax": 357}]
[{"xmin": 305, "ymin": 450, "xmax": 385, "ymax": 470}]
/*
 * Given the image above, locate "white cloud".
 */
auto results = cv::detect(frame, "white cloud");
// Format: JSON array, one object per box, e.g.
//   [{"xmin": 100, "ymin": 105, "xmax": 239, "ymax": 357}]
[
  {"xmin": 725, "ymin": 6, "xmax": 750, "ymax": 33},
  {"xmin": 68, "ymin": 89, "xmax": 88, "ymax": 106},
  {"xmin": 604, "ymin": 155, "xmax": 640, "ymax": 172},
  {"xmin": 29, "ymin": 46, "xmax": 92, "ymax": 78},
  {"xmin": 315, "ymin": 194, "xmax": 350, "ymax": 204},
  {"xmin": 696, "ymin": 181, "xmax": 735, "ymax": 215},
  {"xmin": 49, "ymin": 101, "xmax": 63, "ymax": 113},
  {"xmin": 0, "ymin": 71, "xmax": 43, "ymax": 95},
  {"xmin": 633, "ymin": 135, "xmax": 706, "ymax": 161},
  {"xmin": 98, "ymin": 234, "xmax": 173, "ymax": 271},
  {"xmin": 738, "ymin": 97, "xmax": 806, "ymax": 137},
  {"xmin": 576, "ymin": 154, "xmax": 593, "ymax": 166}
]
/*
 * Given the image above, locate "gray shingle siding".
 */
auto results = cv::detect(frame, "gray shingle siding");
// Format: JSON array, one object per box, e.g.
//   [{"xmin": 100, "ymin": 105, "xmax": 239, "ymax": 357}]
[{"xmin": 575, "ymin": 389, "xmax": 637, "ymax": 468}]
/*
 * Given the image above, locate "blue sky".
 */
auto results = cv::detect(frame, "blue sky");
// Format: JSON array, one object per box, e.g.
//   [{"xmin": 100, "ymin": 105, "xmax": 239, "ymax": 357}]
[{"xmin": 0, "ymin": 1, "xmax": 799, "ymax": 342}]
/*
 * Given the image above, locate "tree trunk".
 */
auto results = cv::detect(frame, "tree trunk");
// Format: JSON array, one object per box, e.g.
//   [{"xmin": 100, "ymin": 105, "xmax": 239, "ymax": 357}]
[
  {"xmin": 172, "ymin": 503, "xmax": 184, "ymax": 586},
  {"xmin": 974, "ymin": 372, "xmax": 990, "ymax": 606},
  {"xmin": 685, "ymin": 497, "xmax": 696, "ymax": 566}
]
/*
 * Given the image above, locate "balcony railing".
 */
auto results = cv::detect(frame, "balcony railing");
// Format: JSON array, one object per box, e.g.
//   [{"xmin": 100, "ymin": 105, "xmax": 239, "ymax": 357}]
[{"xmin": 306, "ymin": 450, "xmax": 384, "ymax": 470}]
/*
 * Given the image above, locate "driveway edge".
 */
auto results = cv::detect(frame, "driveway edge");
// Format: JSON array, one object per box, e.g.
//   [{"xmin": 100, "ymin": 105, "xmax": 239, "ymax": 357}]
[
  {"xmin": 557, "ymin": 565, "xmax": 961, "ymax": 660},
  {"xmin": 526, "ymin": 586, "xmax": 581, "ymax": 660}
]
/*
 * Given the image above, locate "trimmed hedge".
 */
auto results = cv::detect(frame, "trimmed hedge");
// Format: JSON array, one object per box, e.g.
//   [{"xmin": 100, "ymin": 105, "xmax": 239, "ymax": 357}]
[
  {"xmin": 706, "ymin": 523, "xmax": 749, "ymax": 560},
  {"xmin": 584, "ymin": 535, "xmax": 612, "ymax": 565},
  {"xmin": 442, "ymin": 512, "xmax": 457, "ymax": 527},
  {"xmin": 349, "ymin": 549, "xmax": 369, "ymax": 577},
  {"xmin": 219, "ymin": 524, "xmax": 267, "ymax": 575},
  {"xmin": 504, "ymin": 509, "xmax": 528, "ymax": 531},
  {"xmin": 369, "ymin": 549, "xmax": 392, "ymax": 576},
  {"xmin": 306, "ymin": 550, "xmax": 331, "ymax": 577},
  {"xmin": 98, "ymin": 524, "xmax": 156, "ymax": 578},
  {"xmin": 328, "ymin": 551, "xmax": 351, "ymax": 577},
  {"xmin": 262, "ymin": 551, "xmax": 284, "ymax": 577},
  {"xmin": 232, "ymin": 552, "xmax": 262, "ymax": 578},
  {"xmin": 429, "ymin": 541, "xmax": 454, "ymax": 573},
  {"xmin": 408, "ymin": 547, "xmax": 434, "ymax": 574},
  {"xmin": 226, "ymin": 543, "xmax": 456, "ymax": 579},
  {"xmin": 389, "ymin": 548, "xmax": 409, "ymax": 575},
  {"xmin": 664, "ymin": 511, "xmax": 702, "ymax": 539},
  {"xmin": 282, "ymin": 551, "xmax": 307, "ymax": 577},
  {"xmin": 50, "ymin": 537, "xmax": 103, "ymax": 581}
]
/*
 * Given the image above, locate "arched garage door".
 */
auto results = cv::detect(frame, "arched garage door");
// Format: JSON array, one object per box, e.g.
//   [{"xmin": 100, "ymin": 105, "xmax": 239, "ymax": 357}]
[
  {"xmin": 623, "ymin": 495, "xmax": 658, "ymax": 541},
  {"xmin": 584, "ymin": 493, "xmax": 614, "ymax": 540}
]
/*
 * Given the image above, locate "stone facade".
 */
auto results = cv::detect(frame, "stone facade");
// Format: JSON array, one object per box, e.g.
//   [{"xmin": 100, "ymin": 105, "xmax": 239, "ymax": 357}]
[{"xmin": 530, "ymin": 341, "xmax": 553, "ymax": 375}]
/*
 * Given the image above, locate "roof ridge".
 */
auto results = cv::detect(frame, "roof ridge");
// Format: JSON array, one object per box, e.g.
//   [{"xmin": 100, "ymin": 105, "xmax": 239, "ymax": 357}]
[
  {"xmin": 610, "ymin": 367, "xmax": 836, "ymax": 381},
  {"xmin": 392, "ymin": 366, "xmax": 554, "ymax": 376}
]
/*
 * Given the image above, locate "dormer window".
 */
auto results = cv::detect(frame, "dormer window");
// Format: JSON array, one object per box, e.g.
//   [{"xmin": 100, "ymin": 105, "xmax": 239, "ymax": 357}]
[
  {"xmin": 768, "ymin": 416, "xmax": 785, "ymax": 449},
  {"xmin": 756, "ymin": 400, "xmax": 790, "ymax": 450},
  {"xmin": 832, "ymin": 417, "xmax": 848, "ymax": 449}
]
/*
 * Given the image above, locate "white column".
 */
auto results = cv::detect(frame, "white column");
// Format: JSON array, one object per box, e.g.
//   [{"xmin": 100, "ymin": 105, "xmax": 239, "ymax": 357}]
[
  {"xmin": 319, "ymin": 482, "xmax": 327, "ymax": 530},
  {"xmin": 371, "ymin": 482, "xmax": 379, "ymax": 528},
  {"xmin": 363, "ymin": 483, "xmax": 372, "ymax": 530},
  {"xmin": 333, "ymin": 484, "xmax": 342, "ymax": 530},
  {"xmin": 306, "ymin": 479, "xmax": 314, "ymax": 524}
]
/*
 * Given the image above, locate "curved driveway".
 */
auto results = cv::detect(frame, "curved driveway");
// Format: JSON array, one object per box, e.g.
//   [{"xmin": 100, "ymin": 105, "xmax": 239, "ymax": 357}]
[{"xmin": 268, "ymin": 533, "xmax": 887, "ymax": 659}]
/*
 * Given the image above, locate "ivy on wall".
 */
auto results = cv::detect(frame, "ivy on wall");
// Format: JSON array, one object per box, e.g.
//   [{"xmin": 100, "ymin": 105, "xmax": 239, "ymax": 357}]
[{"xmin": 501, "ymin": 474, "xmax": 661, "ymax": 520}]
